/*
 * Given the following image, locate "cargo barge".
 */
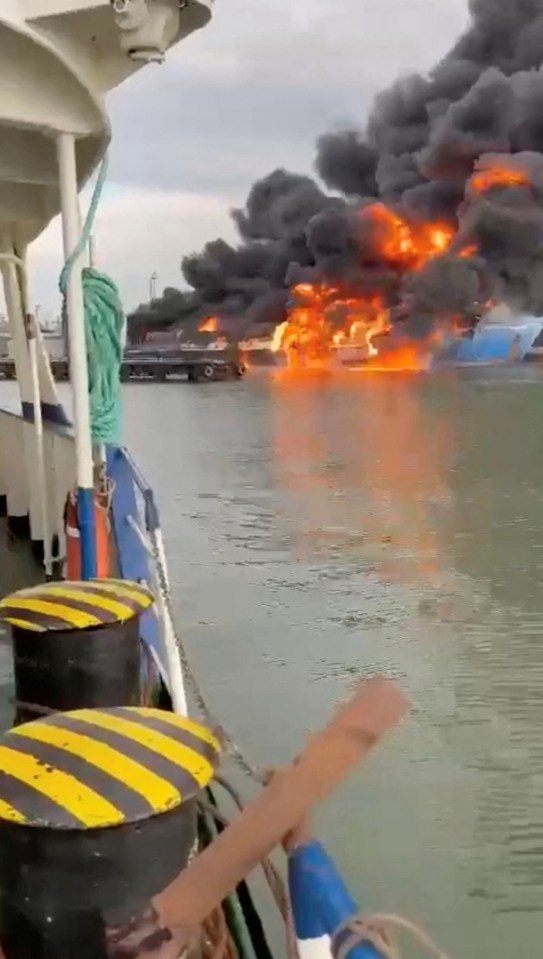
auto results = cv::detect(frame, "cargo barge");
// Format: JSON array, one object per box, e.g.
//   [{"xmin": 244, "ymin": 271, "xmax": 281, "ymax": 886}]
[
  {"xmin": 0, "ymin": 340, "xmax": 246, "ymax": 383},
  {"xmin": 121, "ymin": 338, "xmax": 246, "ymax": 382}
]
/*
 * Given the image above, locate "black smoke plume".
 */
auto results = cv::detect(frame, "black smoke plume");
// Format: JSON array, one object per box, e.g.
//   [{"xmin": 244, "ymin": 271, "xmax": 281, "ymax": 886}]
[{"xmin": 130, "ymin": 0, "xmax": 543, "ymax": 338}]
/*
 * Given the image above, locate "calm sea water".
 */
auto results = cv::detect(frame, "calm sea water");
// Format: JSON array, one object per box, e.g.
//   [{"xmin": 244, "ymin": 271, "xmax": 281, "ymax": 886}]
[{"xmin": 3, "ymin": 365, "xmax": 543, "ymax": 956}]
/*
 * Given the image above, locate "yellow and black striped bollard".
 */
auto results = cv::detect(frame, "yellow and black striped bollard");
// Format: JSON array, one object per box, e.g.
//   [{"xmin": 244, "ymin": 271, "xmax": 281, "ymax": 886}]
[
  {"xmin": 0, "ymin": 705, "xmax": 220, "ymax": 959},
  {"xmin": 0, "ymin": 579, "xmax": 155, "ymax": 724}
]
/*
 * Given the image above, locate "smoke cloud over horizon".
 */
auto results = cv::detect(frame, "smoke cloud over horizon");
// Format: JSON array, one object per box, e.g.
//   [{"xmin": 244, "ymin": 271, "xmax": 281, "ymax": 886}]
[{"xmin": 133, "ymin": 0, "xmax": 543, "ymax": 337}]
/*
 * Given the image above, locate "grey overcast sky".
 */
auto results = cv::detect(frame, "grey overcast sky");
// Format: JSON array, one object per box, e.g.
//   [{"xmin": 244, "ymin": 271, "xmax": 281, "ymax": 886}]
[{"xmin": 29, "ymin": 0, "xmax": 469, "ymax": 317}]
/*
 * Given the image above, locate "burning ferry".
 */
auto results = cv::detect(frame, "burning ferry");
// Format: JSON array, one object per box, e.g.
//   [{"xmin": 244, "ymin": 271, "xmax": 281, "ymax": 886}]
[
  {"xmin": 268, "ymin": 157, "xmax": 543, "ymax": 373},
  {"xmin": 270, "ymin": 287, "xmax": 543, "ymax": 371}
]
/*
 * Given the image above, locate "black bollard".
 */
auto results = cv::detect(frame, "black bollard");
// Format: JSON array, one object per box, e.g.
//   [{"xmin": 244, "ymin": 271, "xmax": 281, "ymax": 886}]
[
  {"xmin": 0, "ymin": 706, "xmax": 220, "ymax": 959},
  {"xmin": 0, "ymin": 579, "xmax": 155, "ymax": 724}
]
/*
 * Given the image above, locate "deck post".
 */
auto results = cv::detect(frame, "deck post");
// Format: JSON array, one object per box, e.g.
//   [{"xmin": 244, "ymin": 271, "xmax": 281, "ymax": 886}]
[
  {"xmin": 56, "ymin": 132, "xmax": 96, "ymax": 579},
  {"xmin": 0, "ymin": 256, "xmax": 31, "ymax": 402},
  {"xmin": 25, "ymin": 313, "xmax": 53, "ymax": 579}
]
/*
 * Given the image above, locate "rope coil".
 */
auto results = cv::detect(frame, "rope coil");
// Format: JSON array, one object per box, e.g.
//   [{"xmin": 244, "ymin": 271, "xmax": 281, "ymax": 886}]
[
  {"xmin": 59, "ymin": 157, "xmax": 126, "ymax": 444},
  {"xmin": 331, "ymin": 914, "xmax": 455, "ymax": 959}
]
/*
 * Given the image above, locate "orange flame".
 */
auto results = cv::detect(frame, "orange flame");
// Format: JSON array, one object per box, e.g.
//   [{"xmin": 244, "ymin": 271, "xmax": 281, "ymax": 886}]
[
  {"xmin": 271, "ymin": 320, "xmax": 289, "ymax": 352},
  {"xmin": 362, "ymin": 344, "xmax": 433, "ymax": 373},
  {"xmin": 271, "ymin": 280, "xmax": 449, "ymax": 372},
  {"xmin": 198, "ymin": 316, "xmax": 219, "ymax": 333},
  {"xmin": 271, "ymin": 282, "xmax": 439, "ymax": 371},
  {"xmin": 270, "ymin": 201, "xmax": 485, "ymax": 372},
  {"xmin": 458, "ymin": 243, "xmax": 478, "ymax": 259},
  {"xmin": 471, "ymin": 166, "xmax": 531, "ymax": 194},
  {"xmin": 364, "ymin": 204, "xmax": 456, "ymax": 271}
]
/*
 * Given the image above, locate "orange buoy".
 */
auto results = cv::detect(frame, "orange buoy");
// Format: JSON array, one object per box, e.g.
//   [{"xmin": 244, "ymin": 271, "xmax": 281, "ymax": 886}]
[{"xmin": 64, "ymin": 487, "xmax": 111, "ymax": 580}]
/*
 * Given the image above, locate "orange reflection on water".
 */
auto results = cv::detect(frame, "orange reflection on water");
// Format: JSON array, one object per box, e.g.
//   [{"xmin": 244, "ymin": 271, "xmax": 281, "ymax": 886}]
[{"xmin": 270, "ymin": 370, "xmax": 456, "ymax": 586}]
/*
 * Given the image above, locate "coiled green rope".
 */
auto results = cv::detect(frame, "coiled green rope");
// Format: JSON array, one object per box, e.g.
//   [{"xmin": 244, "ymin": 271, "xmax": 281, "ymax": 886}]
[{"xmin": 59, "ymin": 156, "xmax": 126, "ymax": 444}]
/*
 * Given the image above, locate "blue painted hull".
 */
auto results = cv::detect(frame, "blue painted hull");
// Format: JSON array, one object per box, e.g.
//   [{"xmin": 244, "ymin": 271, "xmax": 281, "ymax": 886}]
[{"xmin": 435, "ymin": 318, "xmax": 543, "ymax": 366}]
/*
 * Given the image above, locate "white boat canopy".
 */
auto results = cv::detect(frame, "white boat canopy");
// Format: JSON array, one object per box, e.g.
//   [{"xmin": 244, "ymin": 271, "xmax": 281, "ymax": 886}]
[
  {"xmin": 0, "ymin": 1, "xmax": 215, "ymax": 585},
  {"xmin": 0, "ymin": 0, "xmax": 213, "ymax": 251}
]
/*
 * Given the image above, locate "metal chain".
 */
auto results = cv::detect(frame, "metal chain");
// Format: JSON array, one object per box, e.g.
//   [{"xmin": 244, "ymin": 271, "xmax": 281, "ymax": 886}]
[{"xmin": 148, "ymin": 527, "xmax": 266, "ymax": 785}]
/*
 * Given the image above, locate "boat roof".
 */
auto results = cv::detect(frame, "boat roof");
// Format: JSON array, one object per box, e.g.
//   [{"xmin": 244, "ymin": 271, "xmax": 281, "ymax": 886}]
[{"xmin": 0, "ymin": 1, "xmax": 212, "ymax": 251}]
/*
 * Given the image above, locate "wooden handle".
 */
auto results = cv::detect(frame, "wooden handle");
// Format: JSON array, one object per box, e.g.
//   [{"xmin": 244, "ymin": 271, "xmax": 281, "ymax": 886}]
[{"xmin": 156, "ymin": 676, "xmax": 409, "ymax": 948}]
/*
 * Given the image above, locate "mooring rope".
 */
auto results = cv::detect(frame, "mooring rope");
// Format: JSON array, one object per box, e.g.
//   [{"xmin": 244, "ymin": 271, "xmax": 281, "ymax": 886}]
[
  {"xmin": 331, "ymin": 914, "xmax": 455, "ymax": 959},
  {"xmin": 145, "ymin": 500, "xmax": 465, "ymax": 959},
  {"xmin": 149, "ymin": 527, "xmax": 457, "ymax": 959},
  {"xmin": 148, "ymin": 524, "xmax": 268, "ymax": 784},
  {"xmin": 59, "ymin": 156, "xmax": 126, "ymax": 444}
]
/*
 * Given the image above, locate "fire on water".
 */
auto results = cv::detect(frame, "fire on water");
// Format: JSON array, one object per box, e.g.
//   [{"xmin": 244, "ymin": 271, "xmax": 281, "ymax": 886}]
[
  {"xmin": 272, "ymin": 282, "xmax": 449, "ymax": 374},
  {"xmin": 270, "ymin": 162, "xmax": 532, "ymax": 373}
]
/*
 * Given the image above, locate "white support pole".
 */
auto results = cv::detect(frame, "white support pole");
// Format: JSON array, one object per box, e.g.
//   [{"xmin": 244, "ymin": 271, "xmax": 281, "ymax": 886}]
[
  {"xmin": 0, "ymin": 258, "xmax": 31, "ymax": 401},
  {"xmin": 126, "ymin": 516, "xmax": 189, "ymax": 716},
  {"xmin": 11, "ymin": 251, "xmax": 54, "ymax": 579},
  {"xmin": 152, "ymin": 527, "xmax": 188, "ymax": 716},
  {"xmin": 56, "ymin": 132, "xmax": 96, "ymax": 579},
  {"xmin": 26, "ymin": 314, "xmax": 53, "ymax": 579},
  {"xmin": 0, "ymin": 256, "xmax": 31, "ymax": 524}
]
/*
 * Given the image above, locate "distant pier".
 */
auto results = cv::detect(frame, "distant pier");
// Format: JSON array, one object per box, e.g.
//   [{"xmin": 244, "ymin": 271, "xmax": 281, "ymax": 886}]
[{"xmin": 0, "ymin": 349, "xmax": 246, "ymax": 384}]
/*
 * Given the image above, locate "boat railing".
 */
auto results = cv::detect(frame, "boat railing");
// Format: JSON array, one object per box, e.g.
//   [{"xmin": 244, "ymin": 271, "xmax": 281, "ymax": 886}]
[
  {"xmin": 0, "ymin": 404, "xmax": 186, "ymax": 711},
  {"xmin": 0, "ymin": 405, "xmax": 74, "ymax": 559},
  {"xmin": 106, "ymin": 444, "xmax": 187, "ymax": 713}
]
